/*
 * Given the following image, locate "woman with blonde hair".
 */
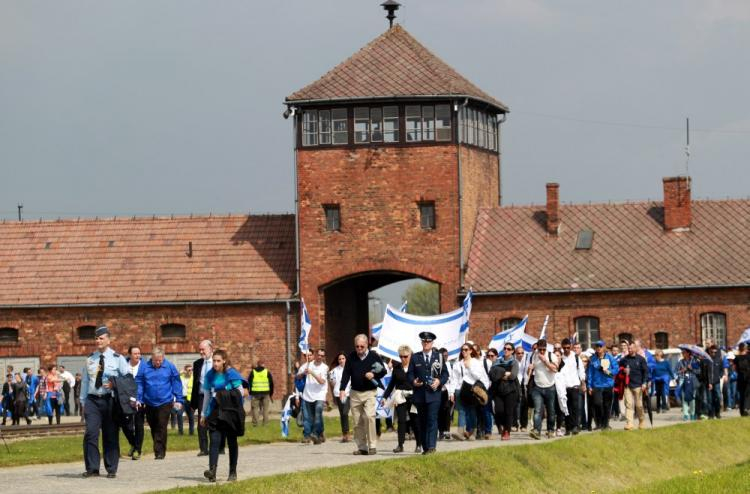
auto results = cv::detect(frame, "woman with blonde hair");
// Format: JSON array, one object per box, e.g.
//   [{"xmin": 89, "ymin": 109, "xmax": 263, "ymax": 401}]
[{"xmin": 383, "ymin": 345, "xmax": 420, "ymax": 453}]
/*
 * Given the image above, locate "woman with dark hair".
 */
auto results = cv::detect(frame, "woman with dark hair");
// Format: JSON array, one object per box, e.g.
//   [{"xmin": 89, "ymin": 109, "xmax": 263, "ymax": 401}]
[
  {"xmin": 200, "ymin": 349, "xmax": 246, "ymax": 482},
  {"xmin": 489, "ymin": 343, "xmax": 519, "ymax": 440},
  {"xmin": 458, "ymin": 344, "xmax": 489, "ymax": 440},
  {"xmin": 328, "ymin": 352, "xmax": 351, "ymax": 443},
  {"xmin": 11, "ymin": 373, "xmax": 28, "ymax": 425}
]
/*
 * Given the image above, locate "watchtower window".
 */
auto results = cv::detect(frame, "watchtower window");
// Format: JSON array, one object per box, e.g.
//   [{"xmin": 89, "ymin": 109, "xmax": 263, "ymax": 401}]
[
  {"xmin": 383, "ymin": 106, "xmax": 399, "ymax": 142},
  {"xmin": 332, "ymin": 108, "xmax": 348, "ymax": 144},
  {"xmin": 422, "ymin": 106, "xmax": 435, "ymax": 141},
  {"xmin": 324, "ymin": 205, "xmax": 341, "ymax": 232},
  {"xmin": 435, "ymin": 104, "xmax": 451, "ymax": 141},
  {"xmin": 319, "ymin": 110, "xmax": 331, "ymax": 145},
  {"xmin": 302, "ymin": 111, "xmax": 318, "ymax": 146},
  {"xmin": 406, "ymin": 105, "xmax": 422, "ymax": 141},
  {"xmin": 354, "ymin": 107, "xmax": 370, "ymax": 143}
]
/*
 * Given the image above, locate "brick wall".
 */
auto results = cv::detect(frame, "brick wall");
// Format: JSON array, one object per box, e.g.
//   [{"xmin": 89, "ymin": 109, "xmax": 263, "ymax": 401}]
[
  {"xmin": 0, "ymin": 303, "xmax": 297, "ymax": 396},
  {"xmin": 297, "ymin": 145, "xmax": 463, "ymax": 350},
  {"xmin": 459, "ymin": 145, "xmax": 500, "ymax": 269},
  {"xmin": 468, "ymin": 287, "xmax": 750, "ymax": 349}
]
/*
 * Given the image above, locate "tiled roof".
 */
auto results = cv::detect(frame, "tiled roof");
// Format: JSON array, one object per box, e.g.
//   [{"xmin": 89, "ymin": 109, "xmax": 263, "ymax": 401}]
[
  {"xmin": 0, "ymin": 214, "xmax": 296, "ymax": 306},
  {"xmin": 465, "ymin": 200, "xmax": 750, "ymax": 293},
  {"xmin": 286, "ymin": 24, "xmax": 508, "ymax": 112}
]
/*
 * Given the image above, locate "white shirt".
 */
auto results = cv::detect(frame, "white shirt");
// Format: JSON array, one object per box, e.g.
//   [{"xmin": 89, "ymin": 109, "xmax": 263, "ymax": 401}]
[
  {"xmin": 300, "ymin": 361, "xmax": 329, "ymax": 402},
  {"xmin": 329, "ymin": 365, "xmax": 350, "ymax": 397},
  {"xmin": 60, "ymin": 370, "xmax": 76, "ymax": 387},
  {"xmin": 560, "ymin": 352, "xmax": 586, "ymax": 388},
  {"xmin": 461, "ymin": 358, "xmax": 490, "ymax": 389},
  {"xmin": 200, "ymin": 357, "xmax": 211, "ymax": 395},
  {"xmin": 129, "ymin": 360, "xmax": 141, "ymax": 378},
  {"xmin": 516, "ymin": 352, "xmax": 529, "ymax": 385},
  {"xmin": 532, "ymin": 351, "xmax": 559, "ymax": 389}
]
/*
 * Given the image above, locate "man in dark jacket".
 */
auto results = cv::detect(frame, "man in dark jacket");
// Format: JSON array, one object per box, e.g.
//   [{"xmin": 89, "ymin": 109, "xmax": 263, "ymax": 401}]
[
  {"xmin": 708, "ymin": 345, "xmax": 726, "ymax": 419},
  {"xmin": 340, "ymin": 334, "xmax": 386, "ymax": 456},
  {"xmin": 620, "ymin": 341, "xmax": 649, "ymax": 430},
  {"xmin": 735, "ymin": 343, "xmax": 750, "ymax": 415},
  {"xmin": 408, "ymin": 331, "xmax": 448, "ymax": 454},
  {"xmin": 190, "ymin": 340, "xmax": 213, "ymax": 456}
]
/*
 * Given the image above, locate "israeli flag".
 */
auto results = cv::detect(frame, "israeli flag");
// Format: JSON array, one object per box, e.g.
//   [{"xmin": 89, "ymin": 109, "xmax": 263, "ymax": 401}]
[
  {"xmin": 737, "ymin": 327, "xmax": 750, "ymax": 347},
  {"xmin": 460, "ymin": 289, "xmax": 473, "ymax": 334},
  {"xmin": 489, "ymin": 315, "xmax": 528, "ymax": 352},
  {"xmin": 371, "ymin": 300, "xmax": 407, "ymax": 340},
  {"xmin": 519, "ymin": 332, "xmax": 538, "ymax": 352},
  {"xmin": 299, "ymin": 298, "xmax": 312, "ymax": 353},
  {"xmin": 539, "ymin": 314, "xmax": 549, "ymax": 341},
  {"xmin": 280, "ymin": 395, "xmax": 293, "ymax": 438}
]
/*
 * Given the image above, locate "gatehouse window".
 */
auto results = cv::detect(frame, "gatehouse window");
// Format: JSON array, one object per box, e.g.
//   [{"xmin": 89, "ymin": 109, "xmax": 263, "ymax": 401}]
[
  {"xmin": 383, "ymin": 106, "xmax": 399, "ymax": 142},
  {"xmin": 499, "ymin": 318, "xmax": 522, "ymax": 331},
  {"xmin": 654, "ymin": 332, "xmax": 669, "ymax": 349},
  {"xmin": 460, "ymin": 106, "xmax": 498, "ymax": 151},
  {"xmin": 0, "ymin": 327, "xmax": 19, "ymax": 343},
  {"xmin": 324, "ymin": 204, "xmax": 341, "ymax": 232},
  {"xmin": 700, "ymin": 312, "xmax": 726, "ymax": 347},
  {"xmin": 419, "ymin": 201, "xmax": 435, "ymax": 230},
  {"xmin": 435, "ymin": 104, "xmax": 451, "ymax": 141},
  {"xmin": 302, "ymin": 110, "xmax": 318, "ymax": 146},
  {"xmin": 77, "ymin": 325, "xmax": 96, "ymax": 340},
  {"xmin": 302, "ymin": 108, "xmax": 349, "ymax": 146},
  {"xmin": 354, "ymin": 107, "xmax": 370, "ymax": 143},
  {"xmin": 332, "ymin": 108, "xmax": 348, "ymax": 144},
  {"xmin": 160, "ymin": 323, "xmax": 187, "ymax": 339},
  {"xmin": 575, "ymin": 317, "xmax": 600, "ymax": 349},
  {"xmin": 406, "ymin": 105, "xmax": 422, "ymax": 141}
]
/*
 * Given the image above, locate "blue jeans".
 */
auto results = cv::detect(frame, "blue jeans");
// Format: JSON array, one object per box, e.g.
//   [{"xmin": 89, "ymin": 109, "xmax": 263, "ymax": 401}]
[
  {"xmin": 455, "ymin": 394, "xmax": 466, "ymax": 428},
  {"xmin": 465, "ymin": 403, "xmax": 478, "ymax": 433},
  {"xmin": 302, "ymin": 400, "xmax": 324, "ymax": 438},
  {"xmin": 482, "ymin": 402, "xmax": 494, "ymax": 434},
  {"xmin": 531, "ymin": 386, "xmax": 556, "ymax": 433},
  {"xmin": 728, "ymin": 381, "xmax": 737, "ymax": 409}
]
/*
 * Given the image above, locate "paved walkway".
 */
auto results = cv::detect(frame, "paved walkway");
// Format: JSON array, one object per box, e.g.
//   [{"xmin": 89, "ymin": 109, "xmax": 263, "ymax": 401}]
[{"xmin": 1, "ymin": 408, "xmax": 739, "ymax": 494}]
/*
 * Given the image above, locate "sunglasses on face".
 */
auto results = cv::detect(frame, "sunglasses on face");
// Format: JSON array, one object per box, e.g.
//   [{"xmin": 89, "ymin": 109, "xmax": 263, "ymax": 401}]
[
  {"xmin": 461, "ymin": 348, "xmax": 470, "ymax": 352},
  {"xmin": 504, "ymin": 347, "xmax": 513, "ymax": 351},
  {"xmin": 399, "ymin": 355, "xmax": 409, "ymax": 359}
]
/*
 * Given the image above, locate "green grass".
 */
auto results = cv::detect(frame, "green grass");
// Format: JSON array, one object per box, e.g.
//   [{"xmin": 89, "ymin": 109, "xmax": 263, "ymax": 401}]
[
  {"xmin": 157, "ymin": 418, "xmax": 750, "ymax": 494},
  {"xmin": 0, "ymin": 417, "xmax": 342, "ymax": 468},
  {"xmin": 621, "ymin": 460, "xmax": 750, "ymax": 494}
]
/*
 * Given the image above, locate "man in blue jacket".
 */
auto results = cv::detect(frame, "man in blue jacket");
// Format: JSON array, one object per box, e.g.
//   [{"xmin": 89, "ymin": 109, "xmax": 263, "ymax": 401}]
[
  {"xmin": 587, "ymin": 340, "xmax": 617, "ymax": 431},
  {"xmin": 408, "ymin": 331, "xmax": 449, "ymax": 455},
  {"xmin": 135, "ymin": 347, "xmax": 182, "ymax": 459}
]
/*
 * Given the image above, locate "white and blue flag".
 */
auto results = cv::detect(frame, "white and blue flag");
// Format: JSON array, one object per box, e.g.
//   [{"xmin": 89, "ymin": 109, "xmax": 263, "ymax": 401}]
[
  {"xmin": 376, "ymin": 303, "xmax": 466, "ymax": 359},
  {"xmin": 299, "ymin": 298, "xmax": 311, "ymax": 353},
  {"xmin": 488, "ymin": 315, "xmax": 528, "ymax": 352},
  {"xmin": 371, "ymin": 300, "xmax": 407, "ymax": 340},
  {"xmin": 280, "ymin": 395, "xmax": 294, "ymax": 438},
  {"xmin": 737, "ymin": 327, "xmax": 750, "ymax": 347},
  {"xmin": 460, "ymin": 289, "xmax": 473, "ymax": 335}
]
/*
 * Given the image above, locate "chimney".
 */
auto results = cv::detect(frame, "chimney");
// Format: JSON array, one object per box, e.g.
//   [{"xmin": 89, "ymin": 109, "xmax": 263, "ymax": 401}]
[
  {"xmin": 663, "ymin": 176, "xmax": 692, "ymax": 232},
  {"xmin": 546, "ymin": 183, "xmax": 560, "ymax": 235}
]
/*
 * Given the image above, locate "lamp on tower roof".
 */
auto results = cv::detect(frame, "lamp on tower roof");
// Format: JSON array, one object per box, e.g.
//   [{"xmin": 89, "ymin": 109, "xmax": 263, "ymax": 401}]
[{"xmin": 381, "ymin": 0, "xmax": 401, "ymax": 29}]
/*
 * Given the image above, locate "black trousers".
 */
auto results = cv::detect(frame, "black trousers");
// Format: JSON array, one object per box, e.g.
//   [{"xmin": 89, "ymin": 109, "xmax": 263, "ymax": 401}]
[
  {"xmin": 395, "ymin": 400, "xmax": 420, "ymax": 448},
  {"xmin": 209, "ymin": 428, "xmax": 238, "ymax": 473},
  {"xmin": 48, "ymin": 397, "xmax": 61, "ymax": 425},
  {"xmin": 196, "ymin": 395, "xmax": 209, "ymax": 453},
  {"xmin": 63, "ymin": 382, "xmax": 71, "ymax": 416},
  {"xmin": 146, "ymin": 403, "xmax": 173, "ymax": 458},
  {"xmin": 740, "ymin": 378, "xmax": 750, "ymax": 416},
  {"xmin": 12, "ymin": 400, "xmax": 27, "ymax": 425},
  {"xmin": 514, "ymin": 384, "xmax": 529, "ymax": 429},
  {"xmin": 493, "ymin": 391, "xmax": 518, "ymax": 433},
  {"xmin": 83, "ymin": 395, "xmax": 119, "ymax": 474},
  {"xmin": 593, "ymin": 388, "xmax": 613, "ymax": 429},
  {"xmin": 565, "ymin": 387, "xmax": 580, "ymax": 431},
  {"xmin": 122, "ymin": 408, "xmax": 146, "ymax": 454},
  {"xmin": 438, "ymin": 389, "xmax": 452, "ymax": 434}
]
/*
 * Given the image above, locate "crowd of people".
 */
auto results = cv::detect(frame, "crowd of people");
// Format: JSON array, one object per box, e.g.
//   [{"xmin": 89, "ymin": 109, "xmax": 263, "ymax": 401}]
[
  {"xmin": 3, "ymin": 325, "xmax": 750, "ymax": 483},
  {"xmin": 1, "ymin": 364, "xmax": 81, "ymax": 426},
  {"xmin": 284, "ymin": 333, "xmax": 750, "ymax": 458}
]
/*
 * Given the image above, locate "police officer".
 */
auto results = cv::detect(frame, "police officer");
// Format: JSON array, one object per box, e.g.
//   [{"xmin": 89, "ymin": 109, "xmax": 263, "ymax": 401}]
[
  {"xmin": 80, "ymin": 326, "xmax": 130, "ymax": 478},
  {"xmin": 408, "ymin": 331, "xmax": 449, "ymax": 455}
]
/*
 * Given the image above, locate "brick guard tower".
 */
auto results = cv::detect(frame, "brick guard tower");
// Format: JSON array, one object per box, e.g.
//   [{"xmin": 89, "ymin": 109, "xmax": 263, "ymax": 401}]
[{"xmin": 285, "ymin": 23, "xmax": 508, "ymax": 354}]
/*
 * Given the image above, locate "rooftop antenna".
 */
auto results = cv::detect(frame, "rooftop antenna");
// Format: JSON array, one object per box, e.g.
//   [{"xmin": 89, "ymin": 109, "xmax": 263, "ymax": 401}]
[
  {"xmin": 685, "ymin": 117, "xmax": 690, "ymax": 176},
  {"xmin": 381, "ymin": 0, "xmax": 401, "ymax": 29},
  {"xmin": 17, "ymin": 203, "xmax": 23, "ymax": 221}
]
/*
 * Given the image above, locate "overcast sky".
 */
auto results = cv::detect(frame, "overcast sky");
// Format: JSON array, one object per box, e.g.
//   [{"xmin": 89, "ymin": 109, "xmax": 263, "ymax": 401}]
[{"xmin": 1, "ymin": 1, "xmax": 748, "ymax": 222}]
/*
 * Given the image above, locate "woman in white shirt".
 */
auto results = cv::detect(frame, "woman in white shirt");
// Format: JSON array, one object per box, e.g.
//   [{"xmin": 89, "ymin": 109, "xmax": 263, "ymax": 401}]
[
  {"xmin": 328, "ymin": 353, "xmax": 351, "ymax": 443},
  {"xmin": 457, "ymin": 344, "xmax": 490, "ymax": 440}
]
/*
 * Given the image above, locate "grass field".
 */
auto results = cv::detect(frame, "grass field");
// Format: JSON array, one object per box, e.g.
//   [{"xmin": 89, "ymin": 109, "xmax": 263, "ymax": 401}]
[
  {"xmin": 157, "ymin": 418, "xmax": 750, "ymax": 494},
  {"xmin": 0, "ymin": 416, "xmax": 343, "ymax": 468},
  {"xmin": 621, "ymin": 460, "xmax": 750, "ymax": 494}
]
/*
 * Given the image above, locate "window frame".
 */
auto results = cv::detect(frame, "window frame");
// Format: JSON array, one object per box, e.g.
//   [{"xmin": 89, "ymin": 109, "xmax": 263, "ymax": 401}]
[
  {"xmin": 76, "ymin": 325, "xmax": 97, "ymax": 341},
  {"xmin": 323, "ymin": 204, "xmax": 341, "ymax": 232},
  {"xmin": 654, "ymin": 331, "xmax": 669, "ymax": 350},
  {"xmin": 575, "ymin": 316, "xmax": 600, "ymax": 349},
  {"xmin": 700, "ymin": 312, "xmax": 727, "ymax": 348},
  {"xmin": 499, "ymin": 317, "xmax": 522, "ymax": 332},
  {"xmin": 418, "ymin": 201, "xmax": 436, "ymax": 230},
  {"xmin": 159, "ymin": 323, "xmax": 187, "ymax": 341},
  {"xmin": 0, "ymin": 327, "xmax": 19, "ymax": 344}
]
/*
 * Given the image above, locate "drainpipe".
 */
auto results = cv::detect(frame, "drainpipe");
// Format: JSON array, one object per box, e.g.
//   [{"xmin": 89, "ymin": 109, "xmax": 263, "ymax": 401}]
[
  {"xmin": 292, "ymin": 109, "xmax": 301, "ymax": 297},
  {"xmin": 285, "ymin": 300, "xmax": 292, "ymax": 388}
]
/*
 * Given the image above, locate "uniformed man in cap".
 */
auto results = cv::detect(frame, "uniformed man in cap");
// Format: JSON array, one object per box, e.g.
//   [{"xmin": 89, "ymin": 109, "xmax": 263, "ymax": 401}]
[
  {"xmin": 80, "ymin": 326, "xmax": 130, "ymax": 478},
  {"xmin": 408, "ymin": 331, "xmax": 448, "ymax": 454}
]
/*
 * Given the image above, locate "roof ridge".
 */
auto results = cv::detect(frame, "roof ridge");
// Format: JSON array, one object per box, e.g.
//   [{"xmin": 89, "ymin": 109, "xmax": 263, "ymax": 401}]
[{"xmin": 1, "ymin": 212, "xmax": 296, "ymax": 226}]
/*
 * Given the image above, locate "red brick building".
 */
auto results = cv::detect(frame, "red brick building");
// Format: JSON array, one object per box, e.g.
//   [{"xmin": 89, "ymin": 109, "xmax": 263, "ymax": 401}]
[{"xmin": 2, "ymin": 24, "xmax": 748, "ymax": 396}]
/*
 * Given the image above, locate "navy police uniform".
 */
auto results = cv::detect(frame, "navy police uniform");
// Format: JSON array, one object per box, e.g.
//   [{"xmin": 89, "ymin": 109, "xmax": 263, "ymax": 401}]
[
  {"xmin": 80, "ymin": 327, "xmax": 130, "ymax": 477},
  {"xmin": 407, "ymin": 332, "xmax": 449, "ymax": 453}
]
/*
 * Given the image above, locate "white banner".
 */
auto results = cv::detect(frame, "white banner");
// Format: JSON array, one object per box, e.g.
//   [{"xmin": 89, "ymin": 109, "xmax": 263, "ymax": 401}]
[{"xmin": 376, "ymin": 304, "xmax": 465, "ymax": 360}]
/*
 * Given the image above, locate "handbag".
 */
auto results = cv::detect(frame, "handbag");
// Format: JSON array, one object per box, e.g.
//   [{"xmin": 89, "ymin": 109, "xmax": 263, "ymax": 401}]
[{"xmin": 471, "ymin": 380, "xmax": 489, "ymax": 406}]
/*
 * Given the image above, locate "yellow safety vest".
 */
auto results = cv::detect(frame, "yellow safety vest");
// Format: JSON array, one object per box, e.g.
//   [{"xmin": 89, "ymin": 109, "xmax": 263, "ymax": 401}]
[{"xmin": 251, "ymin": 368, "xmax": 270, "ymax": 393}]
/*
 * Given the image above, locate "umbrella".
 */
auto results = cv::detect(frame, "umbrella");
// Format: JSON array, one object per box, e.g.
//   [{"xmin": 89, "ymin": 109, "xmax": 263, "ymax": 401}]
[
  {"xmin": 678, "ymin": 344, "xmax": 711, "ymax": 360},
  {"xmin": 642, "ymin": 390, "xmax": 653, "ymax": 426}
]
